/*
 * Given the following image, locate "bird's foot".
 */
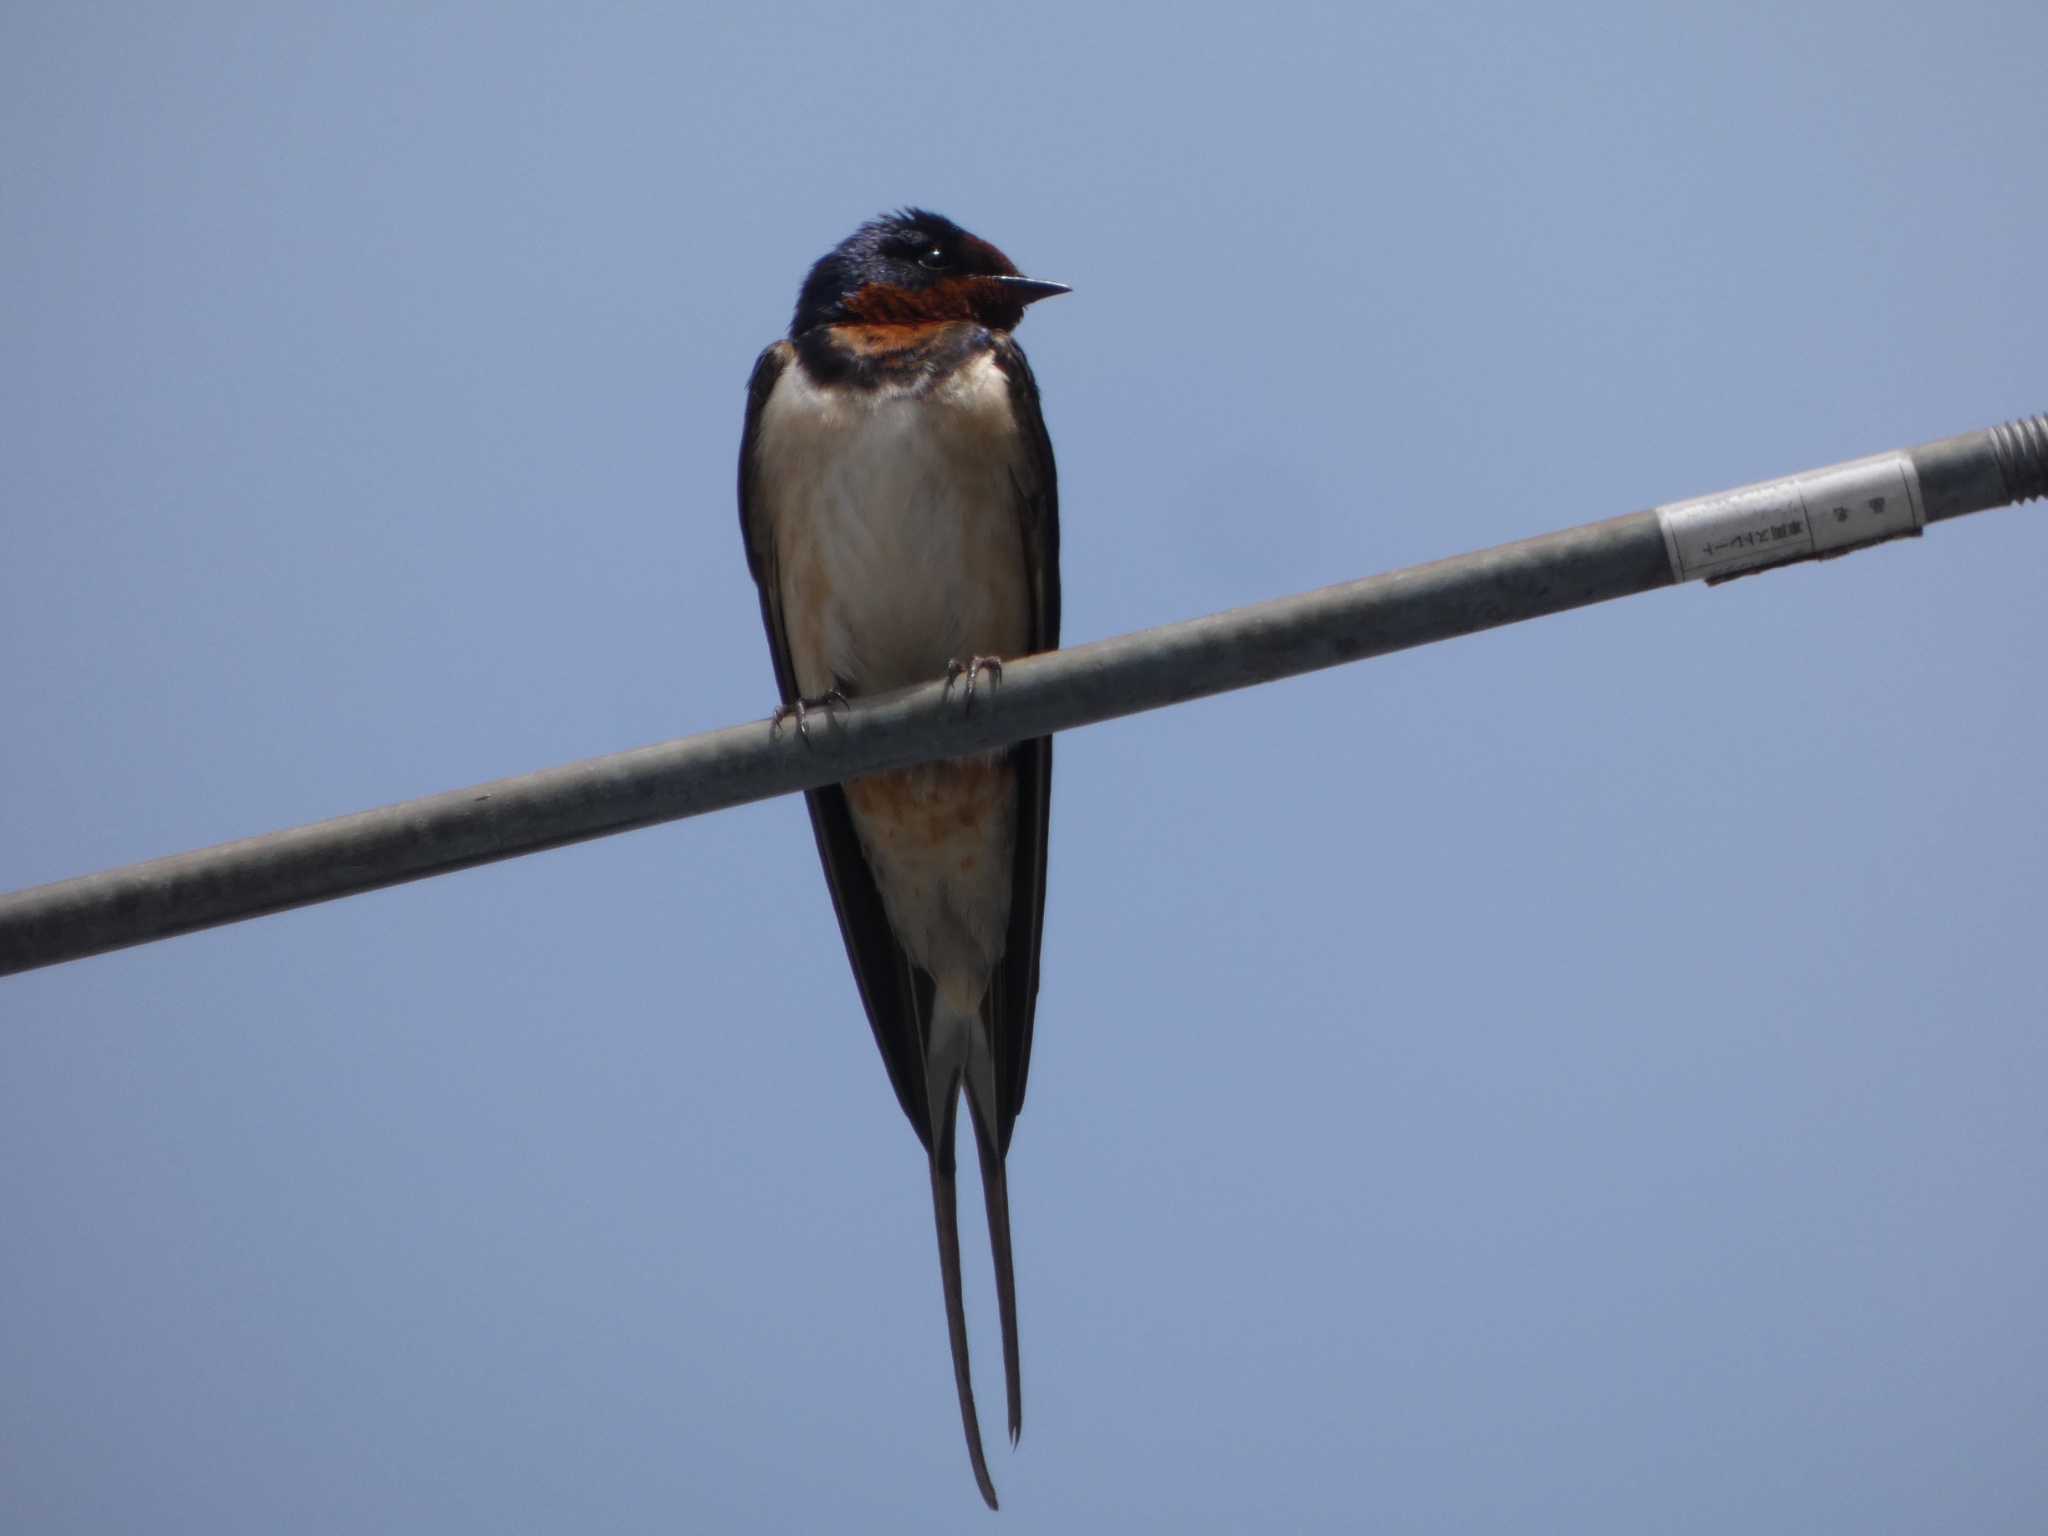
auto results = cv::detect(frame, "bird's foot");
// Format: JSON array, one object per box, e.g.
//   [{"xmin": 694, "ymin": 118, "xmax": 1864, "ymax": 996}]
[
  {"xmin": 770, "ymin": 688, "xmax": 849, "ymax": 742},
  {"xmin": 943, "ymin": 655, "xmax": 1004, "ymax": 712}
]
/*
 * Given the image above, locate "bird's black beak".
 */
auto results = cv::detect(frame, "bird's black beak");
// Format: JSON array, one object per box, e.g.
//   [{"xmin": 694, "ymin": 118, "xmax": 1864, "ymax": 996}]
[{"xmin": 990, "ymin": 275, "xmax": 1072, "ymax": 306}]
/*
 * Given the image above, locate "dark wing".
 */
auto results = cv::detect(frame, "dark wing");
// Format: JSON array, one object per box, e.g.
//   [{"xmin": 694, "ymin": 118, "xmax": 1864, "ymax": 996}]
[
  {"xmin": 957, "ymin": 333, "xmax": 1061, "ymax": 1453},
  {"xmin": 739, "ymin": 340, "xmax": 937, "ymax": 1145},
  {"xmin": 983, "ymin": 333, "xmax": 1060, "ymax": 1157}
]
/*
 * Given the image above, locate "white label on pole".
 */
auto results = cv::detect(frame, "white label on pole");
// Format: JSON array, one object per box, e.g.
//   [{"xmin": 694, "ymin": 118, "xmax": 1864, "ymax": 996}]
[{"xmin": 1657, "ymin": 452, "xmax": 1925, "ymax": 584}]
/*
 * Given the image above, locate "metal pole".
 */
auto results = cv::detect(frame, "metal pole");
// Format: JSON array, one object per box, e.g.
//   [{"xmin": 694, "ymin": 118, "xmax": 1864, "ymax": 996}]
[{"xmin": 3, "ymin": 415, "xmax": 2041, "ymax": 978}]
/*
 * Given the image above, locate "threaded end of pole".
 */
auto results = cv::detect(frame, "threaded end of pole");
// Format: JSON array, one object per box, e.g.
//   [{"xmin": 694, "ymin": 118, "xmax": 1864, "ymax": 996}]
[{"xmin": 1989, "ymin": 414, "xmax": 2048, "ymax": 503}]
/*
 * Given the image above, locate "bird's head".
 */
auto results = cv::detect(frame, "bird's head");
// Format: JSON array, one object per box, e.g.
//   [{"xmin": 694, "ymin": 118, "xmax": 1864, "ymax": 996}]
[{"xmin": 791, "ymin": 208, "xmax": 1069, "ymax": 338}]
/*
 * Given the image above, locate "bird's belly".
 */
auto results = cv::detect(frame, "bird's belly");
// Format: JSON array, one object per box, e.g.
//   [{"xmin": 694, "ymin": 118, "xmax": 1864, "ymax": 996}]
[
  {"xmin": 758, "ymin": 366, "xmax": 1034, "ymax": 996},
  {"xmin": 766, "ymin": 386, "xmax": 1032, "ymax": 700},
  {"xmin": 844, "ymin": 754, "xmax": 1019, "ymax": 1006}
]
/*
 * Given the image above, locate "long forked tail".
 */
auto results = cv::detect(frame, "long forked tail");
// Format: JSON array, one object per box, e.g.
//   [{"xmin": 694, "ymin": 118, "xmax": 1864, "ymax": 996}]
[
  {"xmin": 928, "ymin": 1098, "xmax": 1000, "ymax": 1510},
  {"xmin": 966, "ymin": 1095, "xmax": 1022, "ymax": 1448}
]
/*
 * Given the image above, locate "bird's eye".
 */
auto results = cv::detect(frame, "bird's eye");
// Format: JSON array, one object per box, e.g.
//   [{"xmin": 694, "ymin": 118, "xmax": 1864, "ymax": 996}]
[{"xmin": 917, "ymin": 246, "xmax": 950, "ymax": 271}]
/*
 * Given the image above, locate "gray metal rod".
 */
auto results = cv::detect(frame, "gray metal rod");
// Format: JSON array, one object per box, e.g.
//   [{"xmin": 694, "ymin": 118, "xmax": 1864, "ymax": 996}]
[{"xmin": 4, "ymin": 414, "xmax": 2042, "ymax": 977}]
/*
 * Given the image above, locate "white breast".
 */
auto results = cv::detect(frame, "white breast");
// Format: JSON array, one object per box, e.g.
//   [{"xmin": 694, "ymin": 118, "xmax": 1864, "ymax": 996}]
[{"xmin": 756, "ymin": 352, "xmax": 1034, "ymax": 698}]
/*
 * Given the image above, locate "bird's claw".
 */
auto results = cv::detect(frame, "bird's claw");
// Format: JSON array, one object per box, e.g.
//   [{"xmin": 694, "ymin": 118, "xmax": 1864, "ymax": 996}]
[
  {"xmin": 944, "ymin": 656, "xmax": 1004, "ymax": 712},
  {"xmin": 771, "ymin": 688, "xmax": 850, "ymax": 742}
]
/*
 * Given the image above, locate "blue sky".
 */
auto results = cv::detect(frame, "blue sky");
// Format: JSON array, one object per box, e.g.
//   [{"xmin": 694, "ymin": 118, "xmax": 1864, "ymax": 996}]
[{"xmin": 3, "ymin": 3, "xmax": 2044, "ymax": 1531}]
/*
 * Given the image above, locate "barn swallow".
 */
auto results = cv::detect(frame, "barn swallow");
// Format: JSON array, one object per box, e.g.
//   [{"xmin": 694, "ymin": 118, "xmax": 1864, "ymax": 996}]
[{"xmin": 737, "ymin": 209, "xmax": 1065, "ymax": 1508}]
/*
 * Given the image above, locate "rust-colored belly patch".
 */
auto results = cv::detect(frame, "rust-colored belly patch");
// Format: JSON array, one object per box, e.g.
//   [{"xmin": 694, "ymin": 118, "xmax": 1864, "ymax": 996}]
[{"xmin": 845, "ymin": 755, "xmax": 1012, "ymax": 852}]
